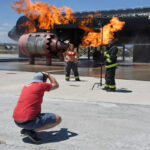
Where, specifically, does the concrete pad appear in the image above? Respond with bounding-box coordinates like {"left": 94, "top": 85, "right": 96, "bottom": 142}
{"left": 0, "top": 70, "right": 150, "bottom": 150}
{"left": 0, "top": 70, "right": 150, "bottom": 105}
{"left": 1, "top": 94, "right": 150, "bottom": 150}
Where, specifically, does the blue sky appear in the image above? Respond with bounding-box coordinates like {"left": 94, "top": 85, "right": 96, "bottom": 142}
{"left": 0, "top": 0, "right": 150, "bottom": 43}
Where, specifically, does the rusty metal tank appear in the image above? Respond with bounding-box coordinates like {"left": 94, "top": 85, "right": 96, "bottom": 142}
{"left": 18, "top": 32, "right": 69, "bottom": 65}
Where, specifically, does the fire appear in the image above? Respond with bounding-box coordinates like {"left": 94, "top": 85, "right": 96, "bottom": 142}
{"left": 12, "top": 0, "right": 76, "bottom": 31}
{"left": 19, "top": 20, "right": 36, "bottom": 33}
{"left": 79, "top": 12, "right": 101, "bottom": 32}
{"left": 81, "top": 17, "right": 125, "bottom": 47}
{"left": 11, "top": 0, "right": 125, "bottom": 47}
{"left": 79, "top": 14, "right": 95, "bottom": 32}
{"left": 80, "top": 14, "right": 94, "bottom": 26}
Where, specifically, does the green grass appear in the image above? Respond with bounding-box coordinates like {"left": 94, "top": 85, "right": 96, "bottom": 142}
{"left": 0, "top": 50, "right": 18, "bottom": 54}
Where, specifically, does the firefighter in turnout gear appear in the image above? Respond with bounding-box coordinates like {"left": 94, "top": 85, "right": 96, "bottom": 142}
{"left": 63, "top": 43, "right": 80, "bottom": 81}
{"left": 103, "top": 39, "right": 118, "bottom": 92}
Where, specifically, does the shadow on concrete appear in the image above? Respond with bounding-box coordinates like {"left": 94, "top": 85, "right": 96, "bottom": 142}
{"left": 116, "top": 88, "right": 132, "bottom": 93}
{"left": 67, "top": 79, "right": 88, "bottom": 82}
{"left": 22, "top": 128, "right": 78, "bottom": 144}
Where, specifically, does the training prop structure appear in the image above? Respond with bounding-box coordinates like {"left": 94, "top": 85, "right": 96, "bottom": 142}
{"left": 18, "top": 33, "right": 69, "bottom": 65}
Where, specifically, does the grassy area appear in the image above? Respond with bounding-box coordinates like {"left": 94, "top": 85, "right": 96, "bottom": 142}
{"left": 0, "top": 50, "right": 18, "bottom": 54}
{"left": 0, "top": 43, "right": 18, "bottom": 54}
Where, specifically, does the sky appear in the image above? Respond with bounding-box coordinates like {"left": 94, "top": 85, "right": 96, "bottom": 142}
{"left": 0, "top": 0, "right": 150, "bottom": 43}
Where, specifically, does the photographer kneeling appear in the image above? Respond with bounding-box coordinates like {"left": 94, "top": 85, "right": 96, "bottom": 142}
{"left": 13, "top": 72, "right": 61, "bottom": 143}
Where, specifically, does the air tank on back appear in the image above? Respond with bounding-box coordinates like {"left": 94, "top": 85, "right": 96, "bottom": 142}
{"left": 18, "top": 32, "right": 69, "bottom": 65}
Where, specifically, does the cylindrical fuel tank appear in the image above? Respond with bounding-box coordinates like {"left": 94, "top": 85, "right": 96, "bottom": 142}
{"left": 18, "top": 33, "right": 69, "bottom": 57}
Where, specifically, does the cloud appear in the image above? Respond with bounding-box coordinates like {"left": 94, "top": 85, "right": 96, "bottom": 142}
{"left": 0, "top": 31, "right": 15, "bottom": 43}
{"left": 0, "top": 23, "right": 12, "bottom": 31}
{"left": 0, "top": 22, "right": 15, "bottom": 42}
{"left": 0, "top": 23, "right": 13, "bottom": 32}
{"left": 0, "top": 32, "right": 7, "bottom": 35}
{"left": 0, "top": 27, "right": 5, "bottom": 30}
{"left": 0, "top": 26, "right": 9, "bottom": 31}
{"left": 2, "top": 23, "right": 11, "bottom": 27}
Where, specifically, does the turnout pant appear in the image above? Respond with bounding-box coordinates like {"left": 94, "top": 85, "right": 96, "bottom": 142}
{"left": 105, "top": 67, "right": 116, "bottom": 89}
{"left": 66, "top": 61, "right": 79, "bottom": 80}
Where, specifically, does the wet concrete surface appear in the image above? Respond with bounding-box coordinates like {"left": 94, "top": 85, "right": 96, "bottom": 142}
{"left": 0, "top": 57, "right": 150, "bottom": 81}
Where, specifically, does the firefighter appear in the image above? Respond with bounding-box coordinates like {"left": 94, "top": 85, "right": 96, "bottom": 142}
{"left": 63, "top": 43, "right": 80, "bottom": 81}
{"left": 103, "top": 39, "right": 118, "bottom": 92}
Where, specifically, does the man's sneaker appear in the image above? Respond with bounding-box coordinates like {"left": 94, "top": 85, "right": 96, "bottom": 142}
{"left": 20, "top": 129, "right": 27, "bottom": 136}
{"left": 26, "top": 130, "right": 41, "bottom": 143}
{"left": 107, "top": 88, "right": 116, "bottom": 92}
{"left": 20, "top": 129, "right": 41, "bottom": 143}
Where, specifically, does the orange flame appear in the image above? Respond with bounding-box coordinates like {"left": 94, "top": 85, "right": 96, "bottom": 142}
{"left": 79, "top": 12, "right": 101, "bottom": 34}
{"left": 19, "top": 21, "right": 36, "bottom": 33}
{"left": 79, "top": 12, "right": 101, "bottom": 28}
{"left": 80, "top": 14, "right": 94, "bottom": 26}
{"left": 81, "top": 17, "right": 125, "bottom": 47}
{"left": 12, "top": 0, "right": 125, "bottom": 47}
{"left": 12, "top": 0, "right": 76, "bottom": 31}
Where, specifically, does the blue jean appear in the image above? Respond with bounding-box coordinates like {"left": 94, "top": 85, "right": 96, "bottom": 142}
{"left": 15, "top": 113, "right": 57, "bottom": 130}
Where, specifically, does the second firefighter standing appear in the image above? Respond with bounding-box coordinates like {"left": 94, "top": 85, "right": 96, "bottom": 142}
{"left": 103, "top": 39, "right": 118, "bottom": 92}
{"left": 63, "top": 43, "right": 80, "bottom": 81}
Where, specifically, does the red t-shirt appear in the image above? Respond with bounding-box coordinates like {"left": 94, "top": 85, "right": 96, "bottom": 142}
{"left": 13, "top": 82, "right": 52, "bottom": 121}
